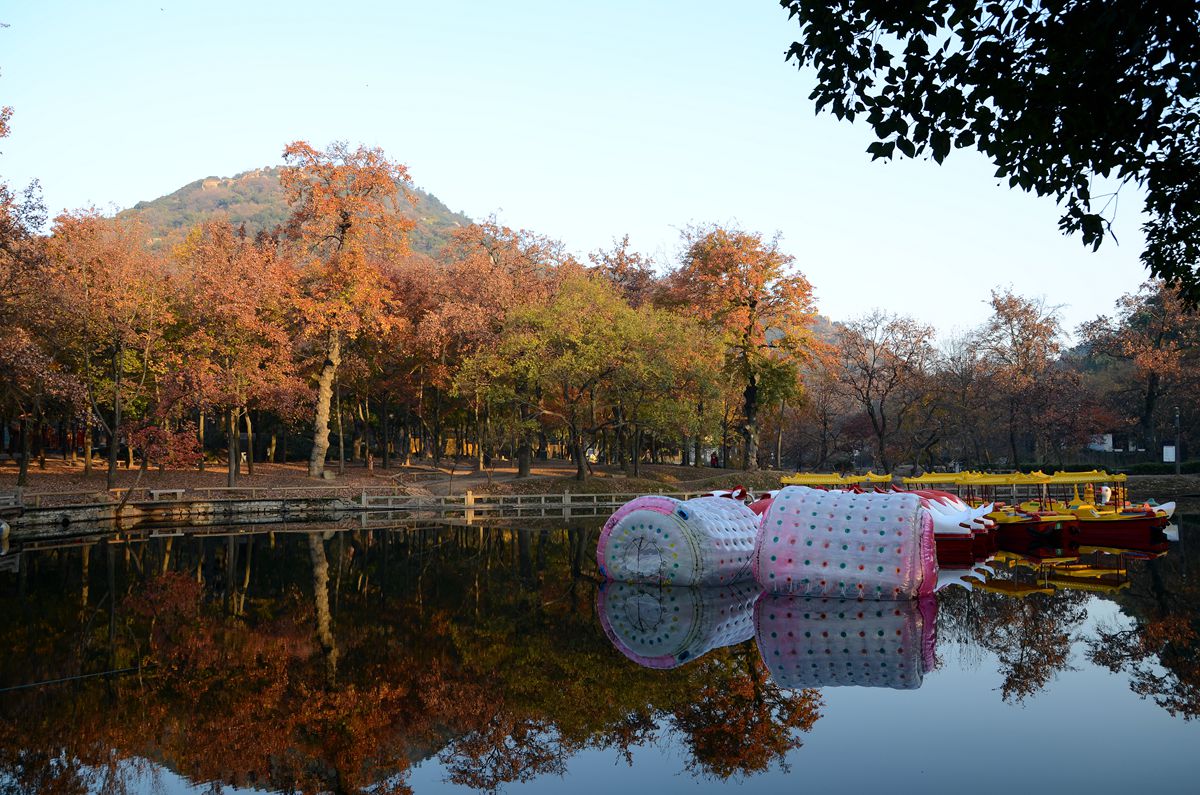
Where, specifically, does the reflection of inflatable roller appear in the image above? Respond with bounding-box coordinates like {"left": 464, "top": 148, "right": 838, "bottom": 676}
{"left": 596, "top": 495, "right": 760, "bottom": 586}
{"left": 755, "top": 594, "right": 937, "bottom": 690}
{"left": 597, "top": 582, "right": 759, "bottom": 669}
{"left": 752, "top": 486, "right": 937, "bottom": 600}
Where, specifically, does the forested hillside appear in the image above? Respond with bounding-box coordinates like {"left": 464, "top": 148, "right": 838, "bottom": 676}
{"left": 120, "top": 166, "right": 471, "bottom": 254}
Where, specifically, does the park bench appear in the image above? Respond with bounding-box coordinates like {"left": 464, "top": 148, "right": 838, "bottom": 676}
{"left": 150, "top": 489, "right": 186, "bottom": 501}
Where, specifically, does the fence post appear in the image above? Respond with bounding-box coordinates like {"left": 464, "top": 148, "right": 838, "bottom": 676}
{"left": 465, "top": 490, "right": 475, "bottom": 524}
{"left": 563, "top": 490, "right": 571, "bottom": 520}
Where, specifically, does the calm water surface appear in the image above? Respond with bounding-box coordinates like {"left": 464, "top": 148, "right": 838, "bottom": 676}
{"left": 1, "top": 517, "right": 1197, "bottom": 794}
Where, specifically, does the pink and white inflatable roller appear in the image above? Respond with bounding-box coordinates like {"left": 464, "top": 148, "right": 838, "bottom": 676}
{"left": 597, "top": 495, "right": 760, "bottom": 586}
{"left": 751, "top": 486, "right": 937, "bottom": 599}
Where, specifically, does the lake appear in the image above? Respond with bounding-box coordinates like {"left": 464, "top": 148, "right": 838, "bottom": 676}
{"left": 0, "top": 517, "right": 1197, "bottom": 794}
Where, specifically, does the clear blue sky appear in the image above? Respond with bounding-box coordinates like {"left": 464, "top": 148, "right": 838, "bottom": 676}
{"left": 2, "top": 0, "right": 1150, "bottom": 337}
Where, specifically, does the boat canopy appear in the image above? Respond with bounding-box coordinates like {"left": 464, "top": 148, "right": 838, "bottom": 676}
{"left": 897, "top": 469, "right": 1127, "bottom": 487}
{"left": 901, "top": 472, "right": 965, "bottom": 485}
{"left": 779, "top": 473, "right": 859, "bottom": 486}
{"left": 783, "top": 469, "right": 1127, "bottom": 488}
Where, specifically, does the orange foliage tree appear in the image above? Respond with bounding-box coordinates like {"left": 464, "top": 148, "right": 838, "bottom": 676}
{"left": 667, "top": 225, "right": 816, "bottom": 469}
{"left": 171, "top": 219, "right": 297, "bottom": 484}
{"left": 1080, "top": 279, "right": 1200, "bottom": 450}
{"left": 280, "top": 141, "right": 415, "bottom": 478}
{"left": 980, "top": 289, "right": 1063, "bottom": 466}
{"left": 45, "top": 212, "right": 175, "bottom": 488}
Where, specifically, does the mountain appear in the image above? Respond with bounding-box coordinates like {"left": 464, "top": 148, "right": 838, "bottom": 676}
{"left": 120, "top": 166, "right": 471, "bottom": 255}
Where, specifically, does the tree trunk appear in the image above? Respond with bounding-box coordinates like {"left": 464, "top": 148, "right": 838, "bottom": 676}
{"left": 517, "top": 399, "right": 532, "bottom": 478}
{"left": 742, "top": 373, "right": 759, "bottom": 470}
{"left": 308, "top": 330, "right": 341, "bottom": 478}
{"left": 616, "top": 410, "right": 628, "bottom": 474}
{"left": 573, "top": 428, "right": 586, "bottom": 481}
{"left": 430, "top": 384, "right": 443, "bottom": 464}
{"left": 335, "top": 377, "right": 345, "bottom": 476}
{"left": 381, "top": 395, "right": 391, "bottom": 470}
{"left": 35, "top": 417, "right": 45, "bottom": 469}
{"left": 1138, "top": 371, "right": 1160, "bottom": 452}
{"left": 362, "top": 396, "right": 374, "bottom": 469}
{"left": 227, "top": 408, "right": 239, "bottom": 487}
{"left": 1008, "top": 399, "right": 1019, "bottom": 469}
{"left": 474, "top": 400, "right": 484, "bottom": 470}
{"left": 107, "top": 345, "right": 123, "bottom": 491}
{"left": 16, "top": 415, "right": 29, "bottom": 487}
{"left": 775, "top": 398, "right": 787, "bottom": 470}
{"left": 244, "top": 409, "right": 254, "bottom": 476}
{"left": 83, "top": 421, "right": 93, "bottom": 477}
{"left": 198, "top": 411, "right": 205, "bottom": 472}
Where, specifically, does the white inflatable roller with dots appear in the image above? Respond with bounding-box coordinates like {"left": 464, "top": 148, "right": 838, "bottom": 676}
{"left": 596, "top": 495, "right": 760, "bottom": 586}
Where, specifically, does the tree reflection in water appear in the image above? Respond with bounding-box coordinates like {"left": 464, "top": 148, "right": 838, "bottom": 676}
{"left": 938, "top": 586, "right": 1088, "bottom": 703}
{"left": 0, "top": 521, "right": 1194, "bottom": 793}
{"left": 1088, "top": 531, "right": 1200, "bottom": 720}
{"left": 0, "top": 522, "right": 816, "bottom": 793}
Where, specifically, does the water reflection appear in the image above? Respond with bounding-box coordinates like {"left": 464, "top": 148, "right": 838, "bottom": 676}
{"left": 597, "top": 582, "right": 757, "bottom": 669}
{"left": 0, "top": 517, "right": 1194, "bottom": 794}
{"left": 756, "top": 596, "right": 937, "bottom": 690}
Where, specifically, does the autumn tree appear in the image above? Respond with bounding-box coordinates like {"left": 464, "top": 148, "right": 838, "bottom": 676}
{"left": 0, "top": 329, "right": 85, "bottom": 486}
{"left": 791, "top": 354, "right": 856, "bottom": 470}
{"left": 589, "top": 235, "right": 658, "bottom": 308}
{"left": 46, "top": 212, "right": 175, "bottom": 488}
{"left": 170, "top": 219, "right": 297, "bottom": 484}
{"left": 1080, "top": 279, "right": 1200, "bottom": 453}
{"left": 0, "top": 104, "right": 80, "bottom": 485}
{"left": 440, "top": 221, "right": 569, "bottom": 475}
{"left": 933, "top": 331, "right": 997, "bottom": 466}
{"left": 668, "top": 225, "right": 816, "bottom": 470}
{"left": 979, "top": 288, "right": 1063, "bottom": 466}
{"left": 0, "top": 106, "right": 45, "bottom": 330}
{"left": 836, "top": 310, "right": 936, "bottom": 472}
{"left": 280, "top": 141, "right": 415, "bottom": 478}
{"left": 483, "top": 274, "right": 633, "bottom": 481}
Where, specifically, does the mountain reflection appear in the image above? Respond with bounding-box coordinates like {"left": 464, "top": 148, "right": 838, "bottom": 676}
{"left": 0, "top": 519, "right": 1194, "bottom": 794}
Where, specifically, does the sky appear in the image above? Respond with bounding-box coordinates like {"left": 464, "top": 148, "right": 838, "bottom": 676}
{"left": 1, "top": 0, "right": 1152, "bottom": 339}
